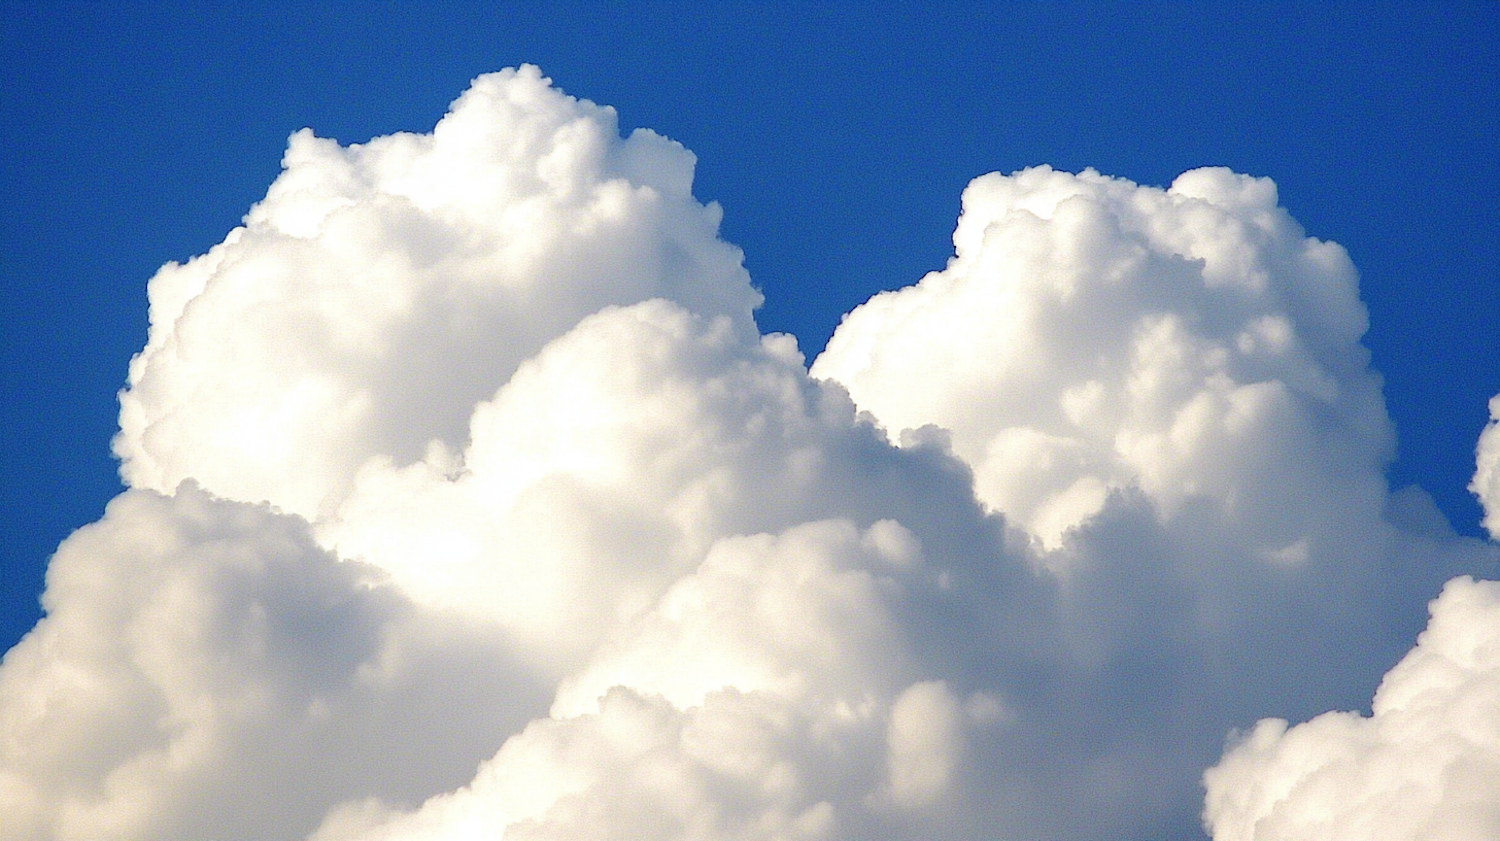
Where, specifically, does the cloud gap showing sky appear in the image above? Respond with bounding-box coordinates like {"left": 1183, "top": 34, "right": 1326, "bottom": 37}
{"left": 2, "top": 65, "right": 1498, "bottom": 841}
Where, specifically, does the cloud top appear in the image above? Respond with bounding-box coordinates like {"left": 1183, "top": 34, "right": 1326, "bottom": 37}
{"left": 814, "top": 165, "right": 1386, "bottom": 553}
{"left": 116, "top": 65, "right": 759, "bottom": 521}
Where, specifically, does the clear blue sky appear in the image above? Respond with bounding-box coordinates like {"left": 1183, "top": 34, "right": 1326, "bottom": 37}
{"left": 2, "top": 1, "right": 1497, "bottom": 652}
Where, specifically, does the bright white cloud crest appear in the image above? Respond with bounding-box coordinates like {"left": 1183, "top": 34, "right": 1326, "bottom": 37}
{"left": 1473, "top": 395, "right": 1500, "bottom": 541}
{"left": 814, "top": 164, "right": 1386, "bottom": 553}
{"left": 116, "top": 65, "right": 758, "bottom": 522}
{"left": 3, "top": 67, "right": 1497, "bottom": 841}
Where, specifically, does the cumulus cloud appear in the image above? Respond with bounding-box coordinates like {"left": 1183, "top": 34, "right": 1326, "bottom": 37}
{"left": 3, "top": 67, "right": 1496, "bottom": 841}
{"left": 309, "top": 521, "right": 1002, "bottom": 841}
{"left": 813, "top": 162, "right": 1491, "bottom": 746}
{"left": 0, "top": 484, "right": 543, "bottom": 841}
{"left": 1199, "top": 394, "right": 1500, "bottom": 841}
{"left": 116, "top": 64, "right": 759, "bottom": 521}
{"left": 1472, "top": 395, "right": 1500, "bottom": 540}
{"left": 319, "top": 297, "right": 1012, "bottom": 672}
{"left": 813, "top": 165, "right": 1387, "bottom": 554}
{"left": 1202, "top": 575, "right": 1500, "bottom": 841}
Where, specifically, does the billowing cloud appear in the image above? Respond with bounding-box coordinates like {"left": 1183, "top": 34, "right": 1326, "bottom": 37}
{"left": 1472, "top": 395, "right": 1500, "bottom": 540}
{"left": 811, "top": 162, "right": 1494, "bottom": 768}
{"left": 1202, "top": 575, "right": 1500, "bottom": 841}
{"left": 1199, "top": 393, "right": 1500, "bottom": 841}
{"left": 2, "top": 67, "right": 1496, "bottom": 841}
{"left": 813, "top": 165, "right": 1387, "bottom": 554}
{"left": 116, "top": 64, "right": 759, "bottom": 522}
{"left": 317, "top": 298, "right": 1005, "bottom": 669}
{"left": 0, "top": 484, "right": 544, "bottom": 841}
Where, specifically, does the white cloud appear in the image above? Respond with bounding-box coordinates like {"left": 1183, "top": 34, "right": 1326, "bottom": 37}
{"left": 116, "top": 65, "right": 759, "bottom": 522}
{"left": 310, "top": 686, "right": 855, "bottom": 841}
{"left": 1472, "top": 394, "right": 1500, "bottom": 540}
{"left": 1199, "top": 396, "right": 1500, "bottom": 841}
{"left": 813, "top": 165, "right": 1388, "bottom": 554}
{"left": 309, "top": 520, "right": 945, "bottom": 841}
{"left": 1202, "top": 575, "right": 1500, "bottom": 841}
{"left": 318, "top": 299, "right": 1000, "bottom": 673}
{"left": 880, "top": 680, "right": 967, "bottom": 813}
{"left": 809, "top": 168, "right": 1495, "bottom": 835}
{"left": 0, "top": 484, "right": 546, "bottom": 841}
{"left": 549, "top": 519, "right": 922, "bottom": 719}
{"left": 3, "top": 68, "right": 1496, "bottom": 841}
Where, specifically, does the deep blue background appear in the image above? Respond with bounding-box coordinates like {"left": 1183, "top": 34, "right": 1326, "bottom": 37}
{"left": 3, "top": 2, "right": 1497, "bottom": 653}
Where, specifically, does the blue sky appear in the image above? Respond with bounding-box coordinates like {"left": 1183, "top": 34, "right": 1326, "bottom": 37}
{"left": 2, "top": 2, "right": 1497, "bottom": 671}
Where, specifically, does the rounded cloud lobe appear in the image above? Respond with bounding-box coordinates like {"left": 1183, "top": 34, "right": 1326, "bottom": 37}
{"left": 813, "top": 164, "right": 1387, "bottom": 554}
{"left": 1198, "top": 397, "right": 1500, "bottom": 841}
{"left": 3, "top": 67, "right": 1496, "bottom": 841}
{"left": 1203, "top": 576, "right": 1500, "bottom": 841}
{"left": 1472, "top": 395, "right": 1500, "bottom": 540}
{"left": 0, "top": 485, "right": 542, "bottom": 841}
{"left": 116, "top": 64, "right": 759, "bottom": 521}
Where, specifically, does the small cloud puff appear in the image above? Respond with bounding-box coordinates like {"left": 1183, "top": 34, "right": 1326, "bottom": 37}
{"left": 1471, "top": 394, "right": 1500, "bottom": 540}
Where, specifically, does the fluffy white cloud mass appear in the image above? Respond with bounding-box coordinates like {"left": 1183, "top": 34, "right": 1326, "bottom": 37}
{"left": 1202, "top": 575, "right": 1500, "bottom": 841}
{"left": 1200, "top": 397, "right": 1500, "bottom": 841}
{"left": 814, "top": 164, "right": 1387, "bottom": 553}
{"left": 0, "top": 484, "right": 542, "bottom": 840}
{"left": 116, "top": 64, "right": 758, "bottom": 521}
{"left": 1472, "top": 395, "right": 1500, "bottom": 540}
{"left": 2, "top": 67, "right": 1496, "bottom": 841}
